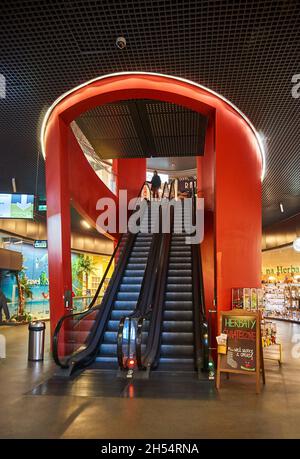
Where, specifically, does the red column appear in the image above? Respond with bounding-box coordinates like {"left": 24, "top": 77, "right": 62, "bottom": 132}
{"left": 114, "top": 158, "right": 146, "bottom": 202}
{"left": 215, "top": 109, "right": 262, "bottom": 312}
{"left": 45, "top": 117, "right": 72, "bottom": 336}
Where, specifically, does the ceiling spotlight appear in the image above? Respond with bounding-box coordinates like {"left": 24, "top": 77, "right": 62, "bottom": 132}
{"left": 279, "top": 203, "right": 284, "bottom": 213}
{"left": 116, "top": 37, "right": 126, "bottom": 49}
{"left": 293, "top": 238, "right": 300, "bottom": 252}
{"left": 81, "top": 220, "right": 91, "bottom": 229}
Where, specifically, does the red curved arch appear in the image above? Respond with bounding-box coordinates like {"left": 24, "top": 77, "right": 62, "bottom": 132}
{"left": 43, "top": 72, "right": 262, "bottom": 341}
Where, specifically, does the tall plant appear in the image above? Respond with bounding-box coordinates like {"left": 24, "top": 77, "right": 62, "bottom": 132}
{"left": 75, "top": 254, "right": 96, "bottom": 295}
{"left": 16, "top": 269, "right": 33, "bottom": 318}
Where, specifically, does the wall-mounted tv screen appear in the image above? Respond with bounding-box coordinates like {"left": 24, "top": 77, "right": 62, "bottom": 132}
{"left": 0, "top": 193, "right": 34, "bottom": 219}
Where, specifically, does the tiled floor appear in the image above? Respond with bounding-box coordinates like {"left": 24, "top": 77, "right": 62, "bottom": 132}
{"left": 0, "top": 321, "right": 300, "bottom": 438}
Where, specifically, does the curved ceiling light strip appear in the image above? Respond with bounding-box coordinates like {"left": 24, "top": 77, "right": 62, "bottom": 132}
{"left": 40, "top": 71, "right": 266, "bottom": 181}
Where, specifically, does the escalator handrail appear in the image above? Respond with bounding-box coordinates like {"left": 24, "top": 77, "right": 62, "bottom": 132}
{"left": 161, "top": 181, "right": 169, "bottom": 199}
{"left": 116, "top": 231, "right": 161, "bottom": 369}
{"left": 117, "top": 205, "right": 163, "bottom": 369}
{"left": 191, "top": 176, "right": 208, "bottom": 371}
{"left": 136, "top": 204, "right": 174, "bottom": 370}
{"left": 118, "top": 181, "right": 176, "bottom": 371}
{"left": 191, "top": 178, "right": 206, "bottom": 320}
{"left": 52, "top": 234, "right": 124, "bottom": 367}
{"left": 134, "top": 183, "right": 176, "bottom": 370}
{"left": 52, "top": 232, "right": 135, "bottom": 369}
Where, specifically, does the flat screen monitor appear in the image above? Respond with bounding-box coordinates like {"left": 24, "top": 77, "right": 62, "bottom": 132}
{"left": 0, "top": 193, "right": 34, "bottom": 219}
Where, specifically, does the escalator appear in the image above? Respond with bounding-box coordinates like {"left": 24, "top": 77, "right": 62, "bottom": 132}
{"left": 52, "top": 182, "right": 160, "bottom": 375}
{"left": 159, "top": 231, "right": 194, "bottom": 370}
{"left": 118, "top": 187, "right": 210, "bottom": 379}
{"left": 96, "top": 232, "right": 153, "bottom": 368}
{"left": 53, "top": 179, "right": 210, "bottom": 380}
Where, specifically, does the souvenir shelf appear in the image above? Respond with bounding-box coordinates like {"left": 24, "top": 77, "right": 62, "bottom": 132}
{"left": 263, "top": 283, "right": 300, "bottom": 323}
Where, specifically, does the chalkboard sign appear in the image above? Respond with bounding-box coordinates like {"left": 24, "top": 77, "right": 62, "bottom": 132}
{"left": 216, "top": 310, "right": 265, "bottom": 393}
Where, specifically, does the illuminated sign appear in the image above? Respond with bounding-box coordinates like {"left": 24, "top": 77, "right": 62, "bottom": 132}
{"left": 34, "top": 240, "right": 48, "bottom": 249}
{"left": 0, "top": 194, "right": 34, "bottom": 219}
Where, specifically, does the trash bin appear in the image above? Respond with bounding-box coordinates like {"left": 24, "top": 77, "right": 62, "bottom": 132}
{"left": 28, "top": 321, "right": 45, "bottom": 361}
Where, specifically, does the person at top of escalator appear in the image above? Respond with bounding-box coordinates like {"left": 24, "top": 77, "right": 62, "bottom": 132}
{"left": 150, "top": 170, "right": 161, "bottom": 200}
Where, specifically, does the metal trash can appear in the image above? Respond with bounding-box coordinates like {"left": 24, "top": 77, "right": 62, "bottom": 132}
{"left": 28, "top": 321, "right": 45, "bottom": 361}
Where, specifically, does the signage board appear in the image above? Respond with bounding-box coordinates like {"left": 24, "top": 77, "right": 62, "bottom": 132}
{"left": 34, "top": 240, "right": 48, "bottom": 249}
{"left": 216, "top": 310, "right": 265, "bottom": 393}
{"left": 0, "top": 193, "right": 34, "bottom": 219}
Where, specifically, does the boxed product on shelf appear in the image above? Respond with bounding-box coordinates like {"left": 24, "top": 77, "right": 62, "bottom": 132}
{"left": 232, "top": 287, "right": 264, "bottom": 311}
{"left": 261, "top": 320, "right": 277, "bottom": 347}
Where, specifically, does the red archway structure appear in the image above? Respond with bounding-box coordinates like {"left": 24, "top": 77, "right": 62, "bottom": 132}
{"left": 42, "top": 72, "right": 264, "bottom": 339}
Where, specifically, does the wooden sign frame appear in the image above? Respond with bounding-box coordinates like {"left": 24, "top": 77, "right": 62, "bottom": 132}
{"left": 216, "top": 310, "right": 265, "bottom": 393}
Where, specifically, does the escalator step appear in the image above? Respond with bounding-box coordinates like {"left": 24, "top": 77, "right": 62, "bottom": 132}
{"left": 126, "top": 263, "right": 147, "bottom": 269}
{"left": 116, "top": 292, "right": 140, "bottom": 300}
{"left": 113, "top": 300, "right": 137, "bottom": 309}
{"left": 169, "top": 257, "right": 191, "bottom": 263}
{"left": 164, "top": 310, "right": 193, "bottom": 321}
{"left": 132, "top": 248, "right": 150, "bottom": 253}
{"left": 170, "top": 244, "right": 191, "bottom": 250}
{"left": 107, "top": 320, "right": 120, "bottom": 331}
{"left": 122, "top": 277, "right": 143, "bottom": 284}
{"left": 129, "top": 255, "right": 148, "bottom": 260}
{"left": 170, "top": 248, "right": 191, "bottom": 254}
{"left": 169, "top": 263, "right": 191, "bottom": 269}
{"left": 167, "top": 276, "right": 191, "bottom": 283}
{"left": 124, "top": 269, "right": 145, "bottom": 276}
{"left": 119, "top": 284, "right": 142, "bottom": 292}
{"left": 160, "top": 344, "right": 194, "bottom": 357}
{"left": 166, "top": 284, "right": 192, "bottom": 292}
{"left": 165, "top": 292, "right": 192, "bottom": 300}
{"left": 164, "top": 300, "right": 193, "bottom": 310}
{"left": 168, "top": 269, "right": 192, "bottom": 276}
{"left": 103, "top": 331, "right": 118, "bottom": 344}
{"left": 99, "top": 343, "right": 117, "bottom": 356}
{"left": 111, "top": 309, "right": 135, "bottom": 319}
{"left": 162, "top": 332, "right": 193, "bottom": 345}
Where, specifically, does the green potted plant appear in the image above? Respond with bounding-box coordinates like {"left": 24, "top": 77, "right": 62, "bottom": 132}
{"left": 14, "top": 269, "right": 33, "bottom": 322}
{"left": 75, "top": 254, "right": 96, "bottom": 295}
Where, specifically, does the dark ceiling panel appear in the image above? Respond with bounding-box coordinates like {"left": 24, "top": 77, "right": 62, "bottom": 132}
{"left": 1, "top": 1, "right": 300, "bottom": 225}
{"left": 77, "top": 99, "right": 207, "bottom": 159}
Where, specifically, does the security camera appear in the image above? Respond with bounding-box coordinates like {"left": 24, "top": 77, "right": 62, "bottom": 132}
{"left": 116, "top": 37, "right": 126, "bottom": 49}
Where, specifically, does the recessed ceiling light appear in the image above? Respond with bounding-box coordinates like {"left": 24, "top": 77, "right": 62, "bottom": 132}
{"left": 116, "top": 37, "right": 126, "bottom": 49}
{"left": 81, "top": 220, "right": 91, "bottom": 229}
{"left": 293, "top": 238, "right": 300, "bottom": 252}
{"left": 279, "top": 203, "right": 284, "bottom": 213}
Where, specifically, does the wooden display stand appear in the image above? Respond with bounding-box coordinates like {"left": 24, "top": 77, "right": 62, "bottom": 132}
{"left": 216, "top": 310, "right": 265, "bottom": 394}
